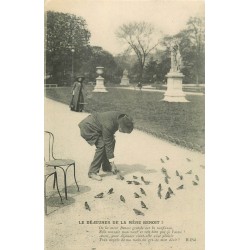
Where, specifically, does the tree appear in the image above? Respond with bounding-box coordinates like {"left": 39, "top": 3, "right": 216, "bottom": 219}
{"left": 116, "top": 21, "right": 160, "bottom": 82}
{"left": 162, "top": 16, "right": 205, "bottom": 85}
{"left": 84, "top": 46, "right": 119, "bottom": 84}
{"left": 45, "top": 11, "right": 91, "bottom": 85}
{"left": 186, "top": 17, "right": 205, "bottom": 85}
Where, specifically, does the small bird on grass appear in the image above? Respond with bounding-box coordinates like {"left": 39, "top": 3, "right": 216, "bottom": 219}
{"left": 120, "top": 195, "right": 125, "bottom": 203}
{"left": 165, "top": 155, "right": 170, "bottom": 160}
{"left": 141, "top": 201, "right": 148, "bottom": 209}
{"left": 177, "top": 185, "right": 184, "bottom": 190}
{"left": 168, "top": 187, "right": 174, "bottom": 195}
{"left": 127, "top": 181, "right": 133, "bottom": 184}
{"left": 133, "top": 175, "right": 138, "bottom": 179}
{"left": 176, "top": 170, "right": 180, "bottom": 176}
{"left": 195, "top": 175, "right": 199, "bottom": 181}
{"left": 95, "top": 192, "right": 104, "bottom": 198}
{"left": 134, "top": 192, "right": 141, "bottom": 198}
{"left": 186, "top": 158, "right": 191, "bottom": 162}
{"left": 193, "top": 181, "right": 198, "bottom": 186}
{"left": 141, "top": 176, "right": 150, "bottom": 185}
{"left": 160, "top": 158, "right": 165, "bottom": 163}
{"left": 133, "top": 208, "right": 145, "bottom": 216}
{"left": 186, "top": 170, "right": 192, "bottom": 174}
{"left": 140, "top": 188, "right": 146, "bottom": 196}
{"left": 85, "top": 202, "right": 91, "bottom": 211}
{"left": 107, "top": 188, "right": 114, "bottom": 195}
{"left": 133, "top": 181, "right": 140, "bottom": 185}
{"left": 165, "top": 191, "right": 171, "bottom": 200}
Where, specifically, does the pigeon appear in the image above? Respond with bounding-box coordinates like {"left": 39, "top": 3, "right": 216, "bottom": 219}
{"left": 168, "top": 187, "right": 174, "bottom": 195}
{"left": 193, "top": 181, "right": 198, "bottom": 186}
{"left": 158, "top": 183, "right": 162, "bottom": 191}
{"left": 120, "top": 195, "right": 126, "bottom": 203}
{"left": 177, "top": 185, "right": 184, "bottom": 190}
{"left": 107, "top": 188, "right": 114, "bottom": 194}
{"left": 126, "top": 181, "right": 133, "bottom": 184}
{"left": 117, "top": 173, "right": 125, "bottom": 180}
{"left": 85, "top": 202, "right": 91, "bottom": 211}
{"left": 95, "top": 192, "right": 104, "bottom": 198}
{"left": 161, "top": 167, "right": 167, "bottom": 174}
{"left": 160, "top": 158, "right": 165, "bottom": 163}
{"left": 165, "top": 171, "right": 171, "bottom": 179}
{"left": 140, "top": 188, "right": 146, "bottom": 196}
{"left": 133, "top": 209, "right": 145, "bottom": 216}
{"left": 157, "top": 190, "right": 162, "bottom": 199}
{"left": 134, "top": 192, "right": 141, "bottom": 198}
{"left": 165, "top": 191, "right": 171, "bottom": 200}
{"left": 133, "top": 175, "right": 138, "bottom": 179}
{"left": 186, "top": 170, "right": 192, "bottom": 174}
{"left": 141, "top": 201, "right": 148, "bottom": 209}
{"left": 141, "top": 176, "right": 150, "bottom": 185}
{"left": 164, "top": 176, "right": 169, "bottom": 184}
{"left": 133, "top": 181, "right": 140, "bottom": 185}
{"left": 186, "top": 158, "right": 191, "bottom": 162}
{"left": 195, "top": 175, "right": 199, "bottom": 181}
{"left": 179, "top": 175, "right": 183, "bottom": 180}
{"left": 176, "top": 170, "right": 180, "bottom": 176}
{"left": 165, "top": 155, "right": 170, "bottom": 160}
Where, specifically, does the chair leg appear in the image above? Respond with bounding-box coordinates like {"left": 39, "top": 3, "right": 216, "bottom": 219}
{"left": 63, "top": 170, "right": 68, "bottom": 200}
{"left": 53, "top": 168, "right": 56, "bottom": 189}
{"left": 44, "top": 179, "right": 47, "bottom": 215}
{"left": 73, "top": 163, "right": 80, "bottom": 192}
{"left": 54, "top": 172, "right": 63, "bottom": 203}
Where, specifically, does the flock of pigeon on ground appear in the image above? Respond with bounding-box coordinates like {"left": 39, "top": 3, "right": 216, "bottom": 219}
{"left": 84, "top": 156, "right": 203, "bottom": 216}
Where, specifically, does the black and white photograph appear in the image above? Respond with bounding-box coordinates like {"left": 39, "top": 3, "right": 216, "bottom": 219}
{"left": 44, "top": 0, "right": 205, "bottom": 249}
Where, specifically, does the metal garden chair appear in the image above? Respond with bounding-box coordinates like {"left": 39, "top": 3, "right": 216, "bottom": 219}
{"left": 44, "top": 166, "right": 63, "bottom": 215}
{"left": 44, "top": 131, "right": 79, "bottom": 200}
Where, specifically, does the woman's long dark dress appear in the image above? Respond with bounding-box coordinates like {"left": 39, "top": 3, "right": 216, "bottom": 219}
{"left": 70, "top": 81, "right": 85, "bottom": 112}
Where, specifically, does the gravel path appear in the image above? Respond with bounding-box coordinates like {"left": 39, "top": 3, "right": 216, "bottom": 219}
{"left": 44, "top": 98, "right": 205, "bottom": 250}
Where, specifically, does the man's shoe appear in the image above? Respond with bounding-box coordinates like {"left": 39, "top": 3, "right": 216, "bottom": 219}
{"left": 88, "top": 173, "right": 102, "bottom": 181}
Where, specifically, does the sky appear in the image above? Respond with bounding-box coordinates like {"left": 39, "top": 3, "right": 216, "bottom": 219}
{"left": 45, "top": 0, "right": 204, "bottom": 55}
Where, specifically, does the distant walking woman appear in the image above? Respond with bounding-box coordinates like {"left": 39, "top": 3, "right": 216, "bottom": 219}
{"left": 70, "top": 76, "right": 85, "bottom": 112}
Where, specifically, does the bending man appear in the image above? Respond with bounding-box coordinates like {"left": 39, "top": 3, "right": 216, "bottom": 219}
{"left": 78, "top": 111, "right": 134, "bottom": 181}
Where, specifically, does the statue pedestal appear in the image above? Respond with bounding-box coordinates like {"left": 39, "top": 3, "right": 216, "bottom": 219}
{"left": 93, "top": 76, "right": 108, "bottom": 92}
{"left": 120, "top": 77, "right": 129, "bottom": 85}
{"left": 162, "top": 72, "right": 189, "bottom": 102}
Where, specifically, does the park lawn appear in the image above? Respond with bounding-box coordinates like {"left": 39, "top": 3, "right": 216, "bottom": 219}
{"left": 45, "top": 87, "right": 205, "bottom": 152}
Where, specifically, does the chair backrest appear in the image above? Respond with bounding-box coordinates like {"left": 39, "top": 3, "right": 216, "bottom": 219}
{"left": 44, "top": 131, "right": 55, "bottom": 162}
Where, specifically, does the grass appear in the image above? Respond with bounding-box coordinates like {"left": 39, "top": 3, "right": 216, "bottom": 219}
{"left": 45, "top": 87, "right": 205, "bottom": 152}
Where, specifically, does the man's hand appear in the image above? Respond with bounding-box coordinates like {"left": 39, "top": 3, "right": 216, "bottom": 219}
{"left": 110, "top": 162, "right": 118, "bottom": 175}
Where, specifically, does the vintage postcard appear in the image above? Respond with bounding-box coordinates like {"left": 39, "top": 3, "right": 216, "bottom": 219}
{"left": 44, "top": 0, "right": 205, "bottom": 249}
